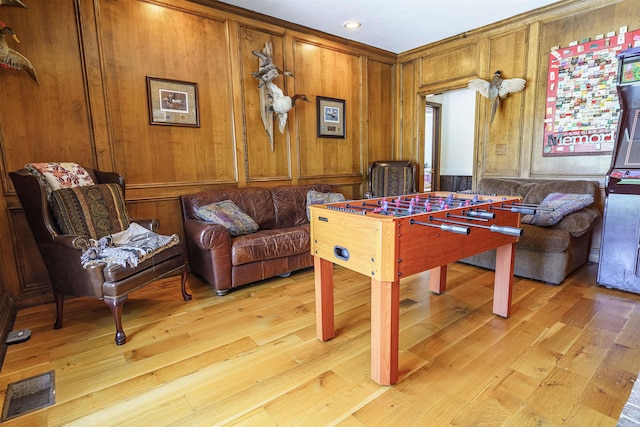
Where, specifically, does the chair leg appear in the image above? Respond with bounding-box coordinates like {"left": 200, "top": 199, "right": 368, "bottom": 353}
{"left": 104, "top": 296, "right": 127, "bottom": 345}
{"left": 181, "top": 267, "right": 192, "bottom": 301}
{"left": 53, "top": 294, "right": 64, "bottom": 330}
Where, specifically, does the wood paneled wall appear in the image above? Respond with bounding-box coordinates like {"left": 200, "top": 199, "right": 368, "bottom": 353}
{"left": 397, "top": 0, "right": 635, "bottom": 187}
{"left": 0, "top": 0, "right": 395, "bottom": 307}
{"left": 0, "top": 0, "right": 633, "bottom": 310}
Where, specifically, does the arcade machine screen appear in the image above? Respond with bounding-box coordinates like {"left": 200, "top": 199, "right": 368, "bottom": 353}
{"left": 621, "top": 56, "right": 640, "bottom": 84}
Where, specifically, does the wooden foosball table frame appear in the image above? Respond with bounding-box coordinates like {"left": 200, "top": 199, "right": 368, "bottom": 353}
{"left": 309, "top": 192, "right": 523, "bottom": 385}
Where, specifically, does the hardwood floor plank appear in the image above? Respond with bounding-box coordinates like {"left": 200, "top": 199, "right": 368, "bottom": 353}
{"left": 0, "top": 263, "right": 638, "bottom": 426}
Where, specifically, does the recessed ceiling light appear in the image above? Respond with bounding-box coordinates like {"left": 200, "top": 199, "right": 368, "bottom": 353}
{"left": 343, "top": 21, "right": 362, "bottom": 30}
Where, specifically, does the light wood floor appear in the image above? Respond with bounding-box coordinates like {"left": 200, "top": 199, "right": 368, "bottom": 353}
{"left": 1, "top": 261, "right": 639, "bottom": 426}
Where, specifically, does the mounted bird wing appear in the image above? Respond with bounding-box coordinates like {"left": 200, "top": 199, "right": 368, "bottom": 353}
{"left": 0, "top": 26, "right": 38, "bottom": 85}
{"left": 468, "top": 72, "right": 526, "bottom": 125}
{"left": 498, "top": 78, "right": 526, "bottom": 99}
{"left": 0, "top": 0, "right": 27, "bottom": 7}
{"left": 2, "top": 47, "right": 37, "bottom": 84}
{"left": 467, "top": 78, "right": 491, "bottom": 99}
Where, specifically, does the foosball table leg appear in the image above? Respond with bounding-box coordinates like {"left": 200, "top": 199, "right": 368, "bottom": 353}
{"left": 371, "top": 278, "right": 400, "bottom": 386}
{"left": 428, "top": 265, "right": 447, "bottom": 294}
{"left": 314, "top": 256, "right": 335, "bottom": 341}
{"left": 493, "top": 243, "right": 516, "bottom": 318}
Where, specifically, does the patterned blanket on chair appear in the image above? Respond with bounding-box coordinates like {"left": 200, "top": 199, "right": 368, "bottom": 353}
{"left": 81, "top": 223, "right": 179, "bottom": 268}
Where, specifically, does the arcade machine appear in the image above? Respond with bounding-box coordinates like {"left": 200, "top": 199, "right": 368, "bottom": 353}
{"left": 598, "top": 46, "right": 640, "bottom": 292}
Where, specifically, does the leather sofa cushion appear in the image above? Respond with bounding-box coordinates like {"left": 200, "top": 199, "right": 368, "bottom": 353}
{"left": 272, "top": 184, "right": 332, "bottom": 228}
{"left": 231, "top": 226, "right": 310, "bottom": 266}
{"left": 101, "top": 242, "right": 184, "bottom": 283}
{"left": 183, "top": 187, "right": 276, "bottom": 230}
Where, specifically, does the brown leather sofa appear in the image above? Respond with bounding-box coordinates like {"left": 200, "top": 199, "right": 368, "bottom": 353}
{"left": 180, "top": 184, "right": 332, "bottom": 295}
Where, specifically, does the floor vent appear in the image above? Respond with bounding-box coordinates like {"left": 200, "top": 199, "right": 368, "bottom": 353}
{"left": 2, "top": 371, "right": 55, "bottom": 421}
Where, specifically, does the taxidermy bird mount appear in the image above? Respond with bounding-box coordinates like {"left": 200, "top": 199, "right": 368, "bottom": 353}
{"left": 253, "top": 42, "right": 307, "bottom": 151}
{"left": 468, "top": 71, "right": 525, "bottom": 125}
{"left": 266, "top": 81, "right": 309, "bottom": 134}
{"left": 0, "top": 23, "right": 38, "bottom": 85}
{"left": 252, "top": 49, "right": 293, "bottom": 88}
{"left": 0, "top": 0, "right": 27, "bottom": 7}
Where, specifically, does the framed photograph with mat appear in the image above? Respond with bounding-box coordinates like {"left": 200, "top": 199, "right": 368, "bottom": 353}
{"left": 146, "top": 77, "right": 200, "bottom": 127}
{"left": 317, "top": 96, "right": 345, "bottom": 138}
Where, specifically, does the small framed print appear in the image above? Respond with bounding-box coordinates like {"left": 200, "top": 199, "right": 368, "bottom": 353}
{"left": 146, "top": 76, "right": 199, "bottom": 127}
{"left": 317, "top": 96, "right": 345, "bottom": 138}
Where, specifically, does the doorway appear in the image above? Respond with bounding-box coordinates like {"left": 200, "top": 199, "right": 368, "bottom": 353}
{"left": 425, "top": 101, "right": 441, "bottom": 191}
{"left": 424, "top": 89, "right": 476, "bottom": 192}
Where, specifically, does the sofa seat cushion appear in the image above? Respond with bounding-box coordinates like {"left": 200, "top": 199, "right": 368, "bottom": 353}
{"left": 231, "top": 226, "right": 310, "bottom": 266}
{"left": 518, "top": 224, "right": 570, "bottom": 253}
{"left": 100, "top": 242, "right": 184, "bottom": 283}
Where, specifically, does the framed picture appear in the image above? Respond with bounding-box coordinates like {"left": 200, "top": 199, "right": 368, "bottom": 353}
{"left": 146, "top": 76, "right": 199, "bottom": 127}
{"left": 317, "top": 96, "right": 345, "bottom": 138}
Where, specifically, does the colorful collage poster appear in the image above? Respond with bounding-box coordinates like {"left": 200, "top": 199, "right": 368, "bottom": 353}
{"left": 543, "top": 28, "right": 640, "bottom": 156}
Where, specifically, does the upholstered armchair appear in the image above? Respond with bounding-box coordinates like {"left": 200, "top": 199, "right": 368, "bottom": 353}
{"left": 365, "top": 160, "right": 418, "bottom": 198}
{"left": 9, "top": 165, "right": 190, "bottom": 345}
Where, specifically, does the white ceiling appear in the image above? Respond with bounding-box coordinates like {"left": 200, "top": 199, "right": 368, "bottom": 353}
{"left": 216, "top": 0, "right": 563, "bottom": 53}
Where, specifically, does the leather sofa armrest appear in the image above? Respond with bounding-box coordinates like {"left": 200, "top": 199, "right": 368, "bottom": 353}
{"left": 183, "top": 219, "right": 231, "bottom": 250}
{"left": 550, "top": 206, "right": 600, "bottom": 237}
{"left": 53, "top": 234, "right": 89, "bottom": 251}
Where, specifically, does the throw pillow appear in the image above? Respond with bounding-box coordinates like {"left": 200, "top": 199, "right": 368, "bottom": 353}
{"left": 25, "top": 162, "right": 95, "bottom": 196}
{"left": 306, "top": 190, "right": 346, "bottom": 220}
{"left": 51, "top": 183, "right": 131, "bottom": 239}
{"left": 521, "top": 192, "right": 594, "bottom": 226}
{"left": 195, "top": 200, "right": 259, "bottom": 236}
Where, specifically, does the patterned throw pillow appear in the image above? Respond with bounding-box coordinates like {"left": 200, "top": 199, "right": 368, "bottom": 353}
{"left": 51, "top": 183, "right": 131, "bottom": 239}
{"left": 521, "top": 192, "right": 593, "bottom": 226}
{"left": 26, "top": 162, "right": 95, "bottom": 195}
{"left": 195, "top": 200, "right": 259, "bottom": 236}
{"left": 306, "top": 190, "right": 346, "bottom": 220}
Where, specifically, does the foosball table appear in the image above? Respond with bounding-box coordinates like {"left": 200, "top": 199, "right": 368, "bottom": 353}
{"left": 309, "top": 191, "right": 529, "bottom": 385}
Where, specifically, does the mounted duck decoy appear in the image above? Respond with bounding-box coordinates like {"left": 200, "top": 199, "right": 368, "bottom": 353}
{"left": 266, "top": 81, "right": 309, "bottom": 134}
{"left": 0, "top": 25, "right": 38, "bottom": 85}
{"left": 0, "top": 0, "right": 27, "bottom": 7}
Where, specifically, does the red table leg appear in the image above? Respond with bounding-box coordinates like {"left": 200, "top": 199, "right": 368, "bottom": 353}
{"left": 315, "top": 256, "right": 335, "bottom": 341}
{"left": 493, "top": 243, "right": 515, "bottom": 318}
{"left": 370, "top": 278, "right": 400, "bottom": 385}
{"left": 428, "top": 265, "right": 447, "bottom": 294}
